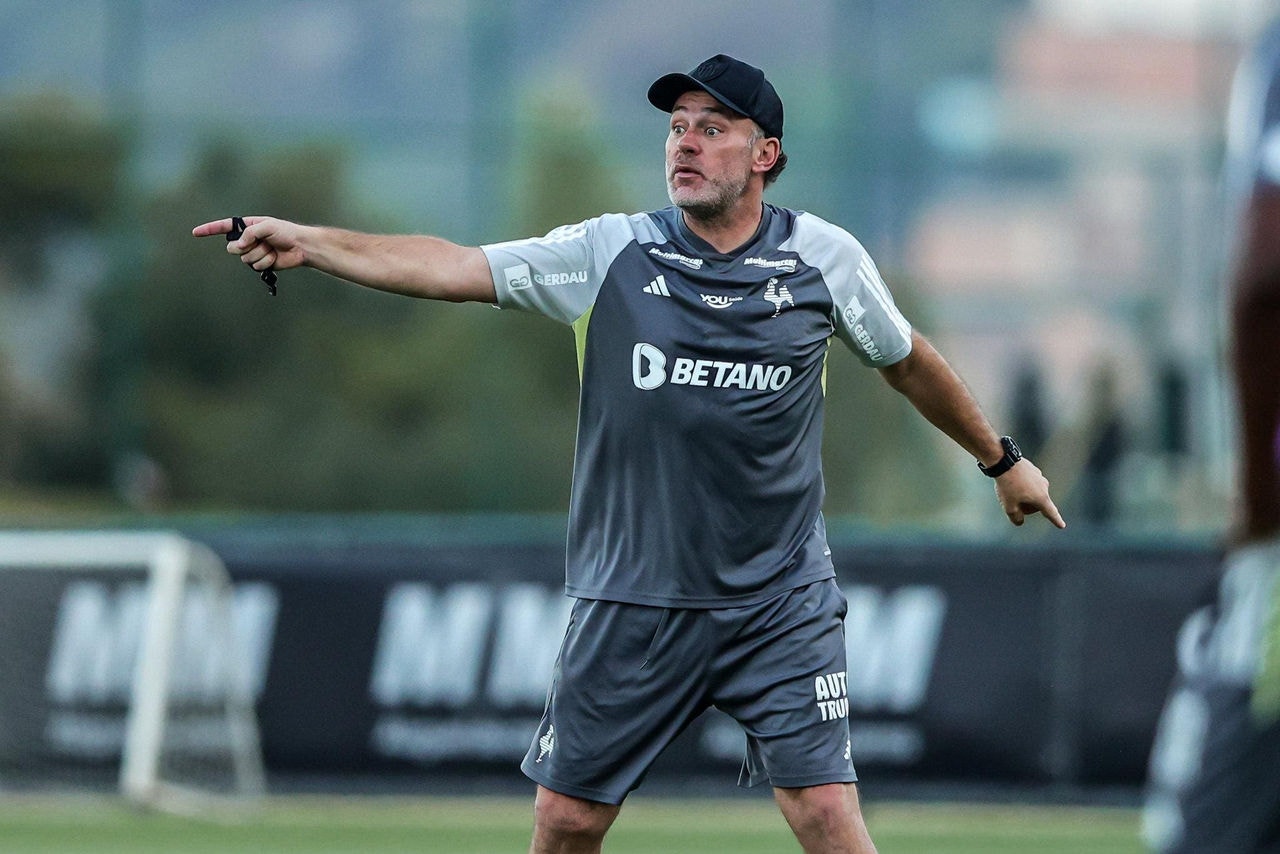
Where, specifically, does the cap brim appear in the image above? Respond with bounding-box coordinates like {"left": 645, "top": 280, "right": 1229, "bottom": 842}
{"left": 647, "top": 72, "right": 750, "bottom": 119}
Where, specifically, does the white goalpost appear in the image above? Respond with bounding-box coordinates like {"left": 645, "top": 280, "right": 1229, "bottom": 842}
{"left": 0, "top": 530, "right": 267, "bottom": 814}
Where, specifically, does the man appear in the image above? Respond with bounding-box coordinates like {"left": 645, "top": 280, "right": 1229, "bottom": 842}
{"left": 1143, "top": 20, "right": 1280, "bottom": 854}
{"left": 196, "top": 55, "right": 1064, "bottom": 854}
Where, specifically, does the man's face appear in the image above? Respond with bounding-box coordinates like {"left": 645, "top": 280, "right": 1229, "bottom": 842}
{"left": 666, "top": 90, "right": 759, "bottom": 219}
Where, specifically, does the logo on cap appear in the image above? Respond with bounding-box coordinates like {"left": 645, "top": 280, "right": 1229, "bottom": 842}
{"left": 691, "top": 57, "right": 727, "bottom": 80}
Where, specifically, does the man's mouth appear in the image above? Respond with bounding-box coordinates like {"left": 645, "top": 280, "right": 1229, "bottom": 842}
{"left": 671, "top": 163, "right": 703, "bottom": 181}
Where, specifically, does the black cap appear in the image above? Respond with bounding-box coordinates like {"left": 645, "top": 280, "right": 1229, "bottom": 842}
{"left": 647, "top": 54, "right": 784, "bottom": 140}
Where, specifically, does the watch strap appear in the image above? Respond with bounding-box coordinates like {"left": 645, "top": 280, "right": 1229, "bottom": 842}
{"left": 977, "top": 436, "right": 1022, "bottom": 478}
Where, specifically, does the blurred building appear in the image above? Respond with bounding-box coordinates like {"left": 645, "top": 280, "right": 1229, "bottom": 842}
{"left": 904, "top": 1, "right": 1264, "bottom": 531}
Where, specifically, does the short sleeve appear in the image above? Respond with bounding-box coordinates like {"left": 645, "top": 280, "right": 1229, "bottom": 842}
{"left": 482, "top": 219, "right": 603, "bottom": 325}
{"left": 784, "top": 213, "right": 913, "bottom": 367}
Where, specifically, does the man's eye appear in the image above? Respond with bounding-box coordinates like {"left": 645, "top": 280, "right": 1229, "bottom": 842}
{"left": 706, "top": 127, "right": 720, "bottom": 137}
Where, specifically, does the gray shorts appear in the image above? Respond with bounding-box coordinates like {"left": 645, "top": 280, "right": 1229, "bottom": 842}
{"left": 1147, "top": 681, "right": 1280, "bottom": 853}
{"left": 521, "top": 579, "right": 857, "bottom": 805}
{"left": 1144, "top": 542, "right": 1280, "bottom": 853}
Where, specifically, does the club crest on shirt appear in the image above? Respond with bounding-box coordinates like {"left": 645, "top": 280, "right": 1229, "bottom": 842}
{"left": 763, "top": 277, "right": 794, "bottom": 317}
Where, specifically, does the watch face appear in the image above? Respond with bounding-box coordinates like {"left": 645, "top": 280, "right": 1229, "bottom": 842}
{"left": 1005, "top": 437, "right": 1022, "bottom": 461}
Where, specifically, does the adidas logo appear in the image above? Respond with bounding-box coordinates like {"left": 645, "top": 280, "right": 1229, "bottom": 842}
{"left": 643, "top": 275, "right": 672, "bottom": 297}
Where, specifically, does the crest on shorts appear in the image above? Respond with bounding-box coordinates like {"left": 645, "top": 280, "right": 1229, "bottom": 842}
{"left": 536, "top": 724, "right": 555, "bottom": 763}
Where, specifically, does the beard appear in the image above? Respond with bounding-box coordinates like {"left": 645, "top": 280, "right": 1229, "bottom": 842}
{"left": 667, "top": 167, "right": 751, "bottom": 222}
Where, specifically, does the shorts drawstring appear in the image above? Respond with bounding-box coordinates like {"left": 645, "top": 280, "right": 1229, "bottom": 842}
{"left": 641, "top": 608, "right": 671, "bottom": 669}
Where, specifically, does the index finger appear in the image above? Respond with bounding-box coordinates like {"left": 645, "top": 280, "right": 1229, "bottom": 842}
{"left": 192, "top": 218, "right": 235, "bottom": 238}
{"left": 1039, "top": 497, "right": 1067, "bottom": 529}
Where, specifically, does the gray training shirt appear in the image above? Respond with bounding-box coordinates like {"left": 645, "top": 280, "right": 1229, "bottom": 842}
{"left": 482, "top": 204, "right": 913, "bottom": 608}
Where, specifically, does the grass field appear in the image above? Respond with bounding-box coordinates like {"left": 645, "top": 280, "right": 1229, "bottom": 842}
{"left": 0, "top": 795, "right": 1146, "bottom": 853}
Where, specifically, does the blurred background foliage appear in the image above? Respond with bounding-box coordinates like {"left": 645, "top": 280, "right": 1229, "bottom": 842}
{"left": 0, "top": 85, "right": 946, "bottom": 521}
{"left": 111, "top": 128, "right": 586, "bottom": 513}
{"left": 0, "top": 0, "right": 1259, "bottom": 533}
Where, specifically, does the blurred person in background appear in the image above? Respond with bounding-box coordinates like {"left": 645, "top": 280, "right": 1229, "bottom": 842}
{"left": 1143, "top": 16, "right": 1280, "bottom": 853}
{"left": 195, "top": 55, "right": 1064, "bottom": 854}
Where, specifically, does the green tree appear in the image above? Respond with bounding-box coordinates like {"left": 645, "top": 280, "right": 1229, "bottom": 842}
{"left": 510, "top": 82, "right": 634, "bottom": 238}
{"left": 820, "top": 281, "right": 960, "bottom": 525}
{"left": 105, "top": 137, "right": 588, "bottom": 512}
{"left": 0, "top": 94, "right": 125, "bottom": 275}
{"left": 0, "top": 94, "right": 126, "bottom": 495}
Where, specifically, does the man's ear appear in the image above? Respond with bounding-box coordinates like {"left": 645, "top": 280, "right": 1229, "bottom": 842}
{"left": 753, "top": 137, "right": 781, "bottom": 175}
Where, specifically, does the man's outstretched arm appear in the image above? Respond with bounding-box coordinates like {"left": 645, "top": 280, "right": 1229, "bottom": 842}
{"left": 192, "top": 216, "right": 497, "bottom": 304}
{"left": 878, "top": 331, "right": 1066, "bottom": 529}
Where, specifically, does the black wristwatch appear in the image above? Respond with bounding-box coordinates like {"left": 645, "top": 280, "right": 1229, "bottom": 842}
{"left": 977, "top": 436, "right": 1022, "bottom": 478}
